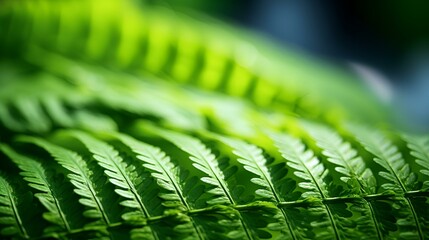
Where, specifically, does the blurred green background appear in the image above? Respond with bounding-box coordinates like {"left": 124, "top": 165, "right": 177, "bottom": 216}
{"left": 155, "top": 0, "right": 429, "bottom": 131}
{"left": 1, "top": 0, "right": 427, "bottom": 132}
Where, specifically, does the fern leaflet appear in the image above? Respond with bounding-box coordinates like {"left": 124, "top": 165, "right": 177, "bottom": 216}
{"left": 215, "top": 135, "right": 297, "bottom": 239}
{"left": 303, "top": 123, "right": 377, "bottom": 194}
{"left": 270, "top": 133, "right": 344, "bottom": 239}
{"left": 114, "top": 133, "right": 187, "bottom": 209}
{"left": 0, "top": 174, "right": 28, "bottom": 239}
{"left": 348, "top": 125, "right": 416, "bottom": 192}
{"left": 113, "top": 133, "right": 205, "bottom": 239}
{"left": 349, "top": 125, "right": 424, "bottom": 239}
{"left": 402, "top": 134, "right": 429, "bottom": 190}
{"left": 18, "top": 137, "right": 119, "bottom": 229}
{"left": 270, "top": 133, "right": 328, "bottom": 198}
{"left": 302, "top": 123, "right": 387, "bottom": 239}
{"left": 0, "top": 144, "right": 80, "bottom": 233}
{"left": 146, "top": 126, "right": 255, "bottom": 239}
{"left": 64, "top": 131, "right": 161, "bottom": 239}
{"left": 151, "top": 128, "right": 232, "bottom": 206}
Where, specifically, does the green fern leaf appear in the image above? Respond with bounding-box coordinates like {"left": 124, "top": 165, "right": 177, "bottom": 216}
{"left": 0, "top": 174, "right": 29, "bottom": 239}
{"left": 0, "top": 67, "right": 98, "bottom": 133}
{"left": 402, "top": 134, "right": 429, "bottom": 190}
{"left": 17, "top": 137, "right": 123, "bottom": 233}
{"left": 302, "top": 123, "right": 391, "bottom": 238}
{"left": 270, "top": 133, "right": 329, "bottom": 199}
{"left": 269, "top": 133, "right": 346, "bottom": 238}
{"left": 348, "top": 125, "right": 424, "bottom": 239}
{"left": 112, "top": 133, "right": 210, "bottom": 239}
{"left": 270, "top": 132, "right": 382, "bottom": 239}
{"left": 0, "top": 144, "right": 82, "bottom": 234}
{"left": 303, "top": 123, "right": 377, "bottom": 194}
{"left": 114, "top": 134, "right": 186, "bottom": 209}
{"left": 348, "top": 125, "right": 416, "bottom": 192}
{"left": 66, "top": 131, "right": 201, "bottom": 239}
{"left": 148, "top": 127, "right": 233, "bottom": 206}
{"left": 144, "top": 126, "right": 263, "bottom": 239}
{"left": 214, "top": 135, "right": 298, "bottom": 239}
{"left": 216, "top": 136, "right": 276, "bottom": 200}
{"left": 64, "top": 131, "right": 163, "bottom": 238}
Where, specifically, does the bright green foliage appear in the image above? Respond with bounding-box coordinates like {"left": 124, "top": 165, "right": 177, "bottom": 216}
{"left": 0, "top": 0, "right": 428, "bottom": 239}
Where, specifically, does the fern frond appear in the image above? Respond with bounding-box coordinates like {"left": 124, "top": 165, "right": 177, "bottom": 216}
{"left": 214, "top": 135, "right": 297, "bottom": 239}
{"left": 66, "top": 131, "right": 200, "bottom": 239}
{"left": 348, "top": 125, "right": 424, "bottom": 239}
{"left": 145, "top": 127, "right": 259, "bottom": 239}
{"left": 303, "top": 123, "right": 376, "bottom": 194}
{"left": 64, "top": 131, "right": 162, "bottom": 239}
{"left": 271, "top": 133, "right": 370, "bottom": 240}
{"left": 113, "top": 133, "right": 187, "bottom": 210}
{"left": 271, "top": 133, "right": 329, "bottom": 199}
{"left": 298, "top": 121, "right": 387, "bottom": 239}
{"left": 33, "top": 54, "right": 205, "bottom": 131}
{"left": 152, "top": 128, "right": 233, "bottom": 206}
{"left": 402, "top": 134, "right": 429, "bottom": 190}
{"left": 0, "top": 67, "right": 93, "bottom": 133}
{"left": 17, "top": 137, "right": 122, "bottom": 232}
{"left": 112, "top": 133, "right": 207, "bottom": 239}
{"left": 270, "top": 134, "right": 337, "bottom": 238}
{"left": 348, "top": 125, "right": 416, "bottom": 193}
{"left": 401, "top": 134, "right": 429, "bottom": 239}
{"left": 215, "top": 136, "right": 276, "bottom": 200}
{"left": 0, "top": 144, "right": 82, "bottom": 234}
{"left": 0, "top": 174, "right": 29, "bottom": 239}
{"left": 118, "top": 129, "right": 262, "bottom": 239}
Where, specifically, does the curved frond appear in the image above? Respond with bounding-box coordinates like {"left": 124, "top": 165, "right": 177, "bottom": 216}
{"left": 0, "top": 71, "right": 86, "bottom": 133}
